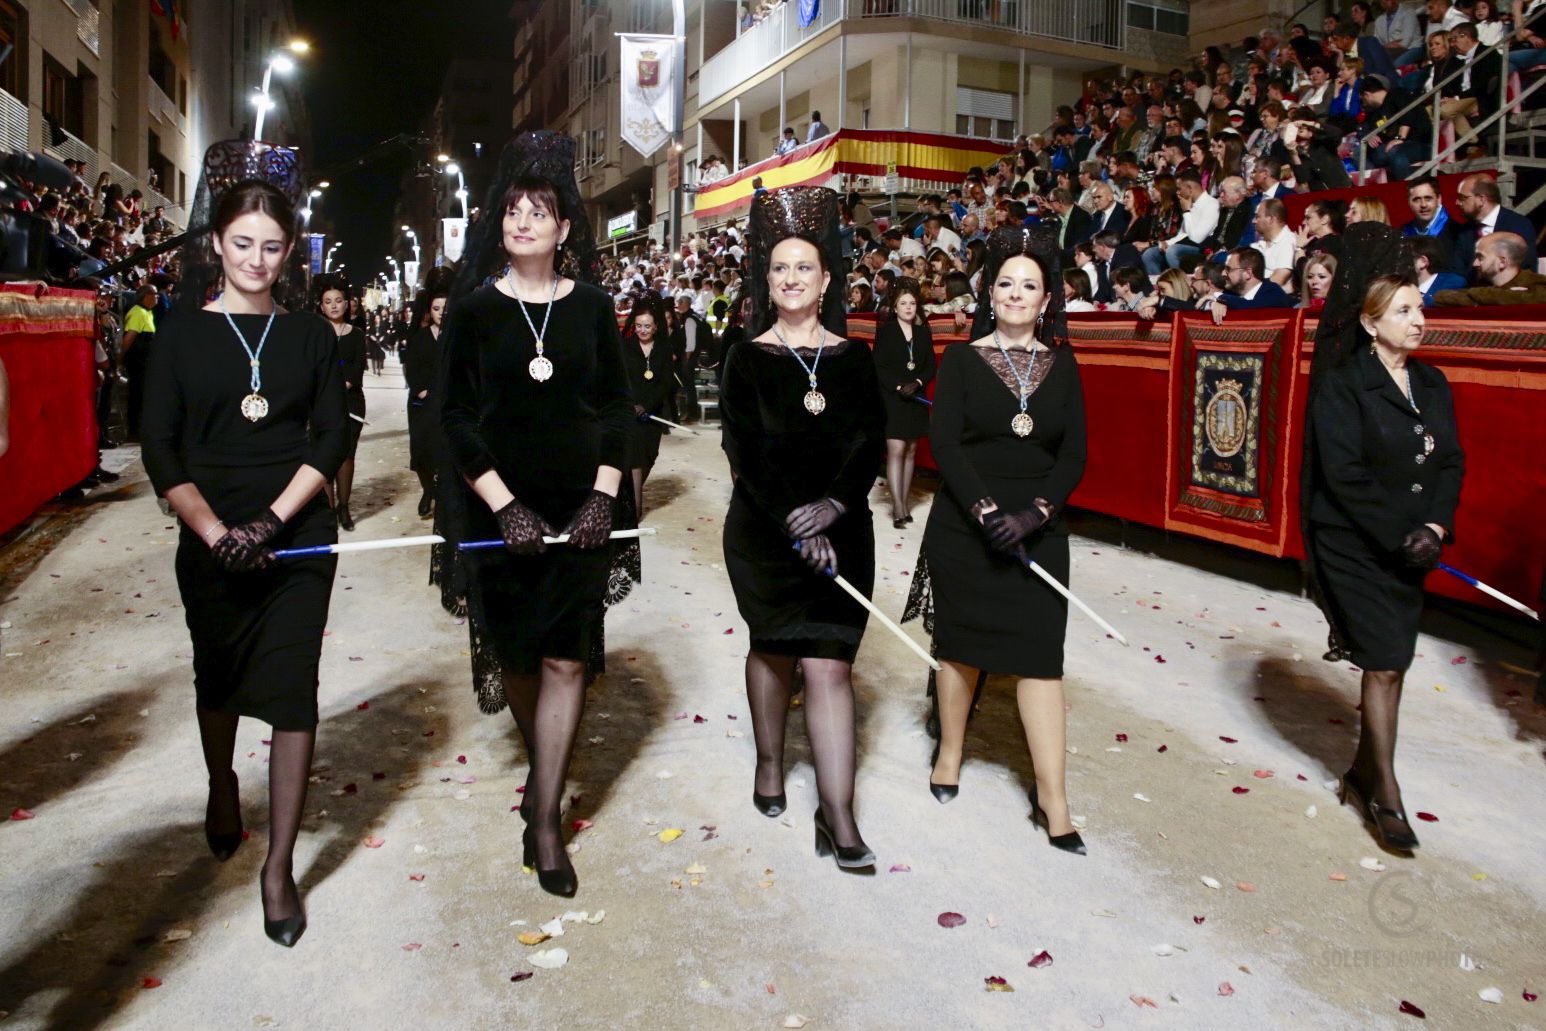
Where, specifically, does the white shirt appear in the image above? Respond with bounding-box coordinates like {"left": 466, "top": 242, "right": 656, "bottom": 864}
{"left": 1251, "top": 226, "right": 1295, "bottom": 276}
{"left": 807, "top": 120, "right": 831, "bottom": 142}
{"left": 1417, "top": 271, "right": 1438, "bottom": 296}
{"left": 896, "top": 236, "right": 925, "bottom": 259}
{"left": 1171, "top": 191, "right": 1220, "bottom": 246}
{"left": 1373, "top": 6, "right": 1421, "bottom": 49}
{"left": 931, "top": 226, "right": 963, "bottom": 258}
{"left": 1475, "top": 21, "right": 1505, "bottom": 46}
{"left": 1239, "top": 280, "right": 1263, "bottom": 301}
{"left": 1435, "top": 6, "right": 1467, "bottom": 31}
{"left": 693, "top": 288, "right": 714, "bottom": 316}
{"left": 682, "top": 317, "right": 698, "bottom": 353}
{"left": 1065, "top": 298, "right": 1097, "bottom": 312}
{"left": 1478, "top": 204, "right": 1500, "bottom": 236}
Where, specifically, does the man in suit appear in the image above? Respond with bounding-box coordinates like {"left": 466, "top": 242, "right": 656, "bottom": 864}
{"left": 1410, "top": 235, "right": 1468, "bottom": 305}
{"left": 1453, "top": 173, "right": 1538, "bottom": 273}
{"left": 1201, "top": 176, "right": 1252, "bottom": 262}
{"left": 1091, "top": 229, "right": 1140, "bottom": 303}
{"left": 1434, "top": 232, "right": 1546, "bottom": 305}
{"left": 1084, "top": 181, "right": 1129, "bottom": 240}
{"left": 1046, "top": 188, "right": 1092, "bottom": 260}
{"left": 1443, "top": 22, "right": 1504, "bottom": 143}
{"left": 1400, "top": 174, "right": 1464, "bottom": 275}
{"left": 1329, "top": 20, "right": 1399, "bottom": 85}
{"left": 1211, "top": 247, "right": 1293, "bottom": 322}
{"left": 670, "top": 294, "right": 708, "bottom": 422}
{"left": 1238, "top": 162, "right": 1294, "bottom": 248}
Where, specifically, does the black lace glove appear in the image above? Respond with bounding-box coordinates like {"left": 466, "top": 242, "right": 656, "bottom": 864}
{"left": 1399, "top": 526, "right": 1443, "bottom": 570}
{"left": 785, "top": 498, "right": 844, "bottom": 539}
{"left": 897, "top": 380, "right": 920, "bottom": 400}
{"left": 211, "top": 508, "right": 283, "bottom": 573}
{"left": 797, "top": 534, "right": 838, "bottom": 577}
{"left": 495, "top": 497, "right": 555, "bottom": 555}
{"left": 983, "top": 505, "right": 1050, "bottom": 553}
{"left": 634, "top": 404, "right": 651, "bottom": 423}
{"left": 563, "top": 490, "right": 615, "bottom": 550}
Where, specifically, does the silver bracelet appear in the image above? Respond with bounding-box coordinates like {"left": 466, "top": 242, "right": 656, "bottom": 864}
{"left": 201, "top": 520, "right": 226, "bottom": 543}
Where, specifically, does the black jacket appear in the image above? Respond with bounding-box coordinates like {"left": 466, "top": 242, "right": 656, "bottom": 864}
{"left": 1308, "top": 346, "right": 1464, "bottom": 552}
{"left": 1059, "top": 206, "right": 1094, "bottom": 257}
{"left": 1287, "top": 124, "right": 1352, "bottom": 192}
{"left": 1453, "top": 206, "right": 1539, "bottom": 272}
{"left": 1203, "top": 202, "right": 1252, "bottom": 255}
{"left": 669, "top": 311, "right": 710, "bottom": 365}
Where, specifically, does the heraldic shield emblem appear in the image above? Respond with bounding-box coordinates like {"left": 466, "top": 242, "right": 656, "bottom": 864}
{"left": 637, "top": 50, "right": 660, "bottom": 89}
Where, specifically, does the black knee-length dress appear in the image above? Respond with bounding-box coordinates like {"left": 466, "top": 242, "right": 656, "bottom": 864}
{"left": 1307, "top": 346, "right": 1463, "bottom": 671}
{"left": 873, "top": 319, "right": 936, "bottom": 440}
{"left": 404, "top": 325, "right": 443, "bottom": 473}
{"left": 621, "top": 334, "right": 676, "bottom": 468}
{"left": 719, "top": 337, "right": 886, "bottom": 661}
{"left": 917, "top": 341, "right": 1086, "bottom": 678}
{"left": 141, "top": 310, "right": 348, "bottom": 730}
{"left": 335, "top": 325, "right": 367, "bottom": 456}
{"left": 439, "top": 281, "right": 635, "bottom": 687}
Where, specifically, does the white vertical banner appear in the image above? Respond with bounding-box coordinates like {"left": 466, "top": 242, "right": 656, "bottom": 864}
{"left": 404, "top": 260, "right": 420, "bottom": 289}
{"left": 442, "top": 217, "right": 467, "bottom": 263}
{"left": 619, "top": 33, "right": 675, "bottom": 158}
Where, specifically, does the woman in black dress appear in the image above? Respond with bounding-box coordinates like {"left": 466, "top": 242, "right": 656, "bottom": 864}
{"left": 872, "top": 280, "right": 936, "bottom": 528}
{"left": 1303, "top": 225, "right": 1464, "bottom": 853}
{"left": 318, "top": 278, "right": 366, "bottom": 530}
{"left": 720, "top": 186, "right": 886, "bottom": 870}
{"left": 142, "top": 157, "right": 347, "bottom": 947}
{"left": 404, "top": 286, "right": 448, "bottom": 519}
{"left": 439, "top": 131, "right": 635, "bottom": 898}
{"left": 620, "top": 291, "right": 675, "bottom": 516}
{"left": 911, "top": 225, "right": 1088, "bottom": 854}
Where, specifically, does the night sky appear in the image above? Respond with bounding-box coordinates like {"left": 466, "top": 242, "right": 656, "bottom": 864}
{"left": 291, "top": 0, "right": 513, "bottom": 291}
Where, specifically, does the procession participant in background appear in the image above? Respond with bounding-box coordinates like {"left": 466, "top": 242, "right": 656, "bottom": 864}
{"left": 669, "top": 293, "right": 707, "bottom": 423}
{"left": 871, "top": 279, "right": 936, "bottom": 529}
{"left": 620, "top": 291, "right": 676, "bottom": 517}
{"left": 141, "top": 142, "right": 346, "bottom": 947}
{"left": 438, "top": 130, "right": 638, "bottom": 898}
{"left": 1302, "top": 224, "right": 1464, "bottom": 854}
{"left": 120, "top": 285, "right": 159, "bottom": 441}
{"left": 904, "top": 224, "right": 1088, "bottom": 855}
{"left": 719, "top": 186, "right": 886, "bottom": 870}
{"left": 318, "top": 277, "right": 366, "bottom": 531}
{"left": 404, "top": 284, "right": 450, "bottom": 519}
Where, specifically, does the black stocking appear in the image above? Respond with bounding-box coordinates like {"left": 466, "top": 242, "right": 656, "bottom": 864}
{"left": 525, "top": 660, "right": 587, "bottom": 871}
{"left": 801, "top": 657, "right": 862, "bottom": 848}
{"left": 335, "top": 458, "right": 355, "bottom": 509}
{"left": 196, "top": 707, "right": 240, "bottom": 835}
{"left": 502, "top": 672, "right": 540, "bottom": 800}
{"left": 885, "top": 439, "right": 908, "bottom": 520}
{"left": 261, "top": 728, "right": 315, "bottom": 921}
{"left": 746, "top": 651, "right": 794, "bottom": 796}
{"left": 1351, "top": 669, "right": 1409, "bottom": 832}
{"left": 416, "top": 469, "right": 435, "bottom": 500}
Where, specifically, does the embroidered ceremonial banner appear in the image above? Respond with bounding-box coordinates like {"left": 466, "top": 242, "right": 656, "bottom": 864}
{"left": 619, "top": 34, "right": 676, "bottom": 158}
{"left": 442, "top": 218, "right": 467, "bottom": 262}
{"left": 1166, "top": 310, "right": 1302, "bottom": 555}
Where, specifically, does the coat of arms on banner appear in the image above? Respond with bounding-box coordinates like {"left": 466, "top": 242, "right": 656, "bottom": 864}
{"left": 620, "top": 34, "right": 675, "bottom": 157}
{"left": 637, "top": 49, "right": 660, "bottom": 89}
{"left": 1189, "top": 353, "right": 1263, "bottom": 500}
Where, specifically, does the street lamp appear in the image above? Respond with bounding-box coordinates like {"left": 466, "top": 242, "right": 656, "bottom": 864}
{"left": 325, "top": 242, "right": 342, "bottom": 272}
{"left": 444, "top": 161, "right": 468, "bottom": 219}
{"left": 252, "top": 40, "right": 310, "bottom": 142}
{"left": 400, "top": 225, "right": 421, "bottom": 264}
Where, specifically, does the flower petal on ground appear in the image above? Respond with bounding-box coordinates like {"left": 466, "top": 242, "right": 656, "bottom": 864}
{"left": 1359, "top": 857, "right": 1387, "bottom": 872}
{"left": 1397, "top": 1000, "right": 1425, "bottom": 1018}
{"left": 1200, "top": 876, "right": 1222, "bottom": 890}
{"left": 1218, "top": 982, "right": 1235, "bottom": 997}
{"left": 363, "top": 836, "right": 385, "bottom": 849}
{"left": 1028, "top": 950, "right": 1053, "bottom": 969}
{"left": 937, "top": 912, "right": 967, "bottom": 928}
{"left": 985, "top": 976, "right": 1014, "bottom": 992}
{"left": 509, "top": 971, "right": 534, "bottom": 983}
{"left": 529, "top": 948, "right": 568, "bottom": 969}
{"left": 1415, "top": 812, "right": 1438, "bottom": 822}
{"left": 1479, "top": 987, "right": 1504, "bottom": 1004}
{"left": 657, "top": 828, "right": 683, "bottom": 843}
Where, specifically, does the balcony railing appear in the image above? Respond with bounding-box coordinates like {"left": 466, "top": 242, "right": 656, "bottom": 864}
{"left": 63, "top": 0, "right": 101, "bottom": 55}
{"left": 38, "top": 123, "right": 189, "bottom": 224}
{"left": 147, "top": 76, "right": 183, "bottom": 130}
{"left": 0, "top": 88, "right": 27, "bottom": 154}
{"left": 701, "top": 0, "right": 1125, "bottom": 107}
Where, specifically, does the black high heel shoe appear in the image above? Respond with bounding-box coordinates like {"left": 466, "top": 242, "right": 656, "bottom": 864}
{"left": 523, "top": 826, "right": 578, "bottom": 897}
{"left": 337, "top": 504, "right": 354, "bottom": 531}
{"left": 417, "top": 493, "right": 434, "bottom": 519}
{"left": 752, "top": 791, "right": 787, "bottom": 817}
{"left": 259, "top": 871, "right": 307, "bottom": 948}
{"left": 205, "top": 770, "right": 243, "bottom": 861}
{"left": 812, "top": 808, "right": 875, "bottom": 870}
{"left": 1339, "top": 769, "right": 1419, "bottom": 851}
{"left": 893, "top": 517, "right": 908, "bottom": 530}
{"left": 927, "top": 741, "right": 958, "bottom": 804}
{"left": 1029, "top": 786, "right": 1087, "bottom": 855}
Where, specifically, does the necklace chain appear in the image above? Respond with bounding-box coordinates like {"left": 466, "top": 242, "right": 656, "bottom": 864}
{"left": 219, "top": 296, "right": 277, "bottom": 394}
{"left": 508, "top": 268, "right": 559, "bottom": 355}
{"left": 771, "top": 321, "right": 827, "bottom": 391}
{"left": 992, "top": 329, "right": 1041, "bottom": 415}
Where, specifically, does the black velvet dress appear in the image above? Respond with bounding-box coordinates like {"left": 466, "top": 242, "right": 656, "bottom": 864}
{"left": 620, "top": 335, "right": 676, "bottom": 468}
{"left": 439, "top": 281, "right": 635, "bottom": 693}
{"left": 719, "top": 337, "right": 886, "bottom": 661}
{"left": 1307, "top": 346, "right": 1464, "bottom": 671}
{"left": 873, "top": 319, "right": 936, "bottom": 440}
{"left": 334, "top": 325, "right": 367, "bottom": 455}
{"left": 141, "top": 310, "right": 348, "bottom": 730}
{"left": 404, "top": 325, "right": 443, "bottom": 473}
{"left": 915, "top": 342, "right": 1087, "bottom": 678}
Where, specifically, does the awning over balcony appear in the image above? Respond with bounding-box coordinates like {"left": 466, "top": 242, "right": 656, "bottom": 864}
{"left": 694, "top": 128, "right": 1005, "bottom": 220}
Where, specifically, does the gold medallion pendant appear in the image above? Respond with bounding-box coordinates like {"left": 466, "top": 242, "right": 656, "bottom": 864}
{"left": 241, "top": 393, "right": 270, "bottom": 422}
{"left": 643, "top": 368, "right": 654, "bottom": 380}
{"left": 528, "top": 354, "right": 554, "bottom": 382}
{"left": 804, "top": 390, "right": 827, "bottom": 415}
{"left": 1011, "top": 412, "right": 1033, "bottom": 437}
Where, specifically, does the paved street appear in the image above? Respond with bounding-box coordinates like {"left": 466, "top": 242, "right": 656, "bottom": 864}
{"left": 1, "top": 358, "right": 1543, "bottom": 1030}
